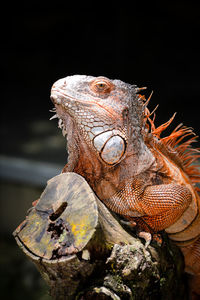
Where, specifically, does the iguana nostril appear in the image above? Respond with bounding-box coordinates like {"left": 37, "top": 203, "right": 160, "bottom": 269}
{"left": 53, "top": 78, "right": 67, "bottom": 89}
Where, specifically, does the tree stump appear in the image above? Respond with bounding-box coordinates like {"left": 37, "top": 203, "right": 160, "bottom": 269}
{"left": 13, "top": 173, "right": 187, "bottom": 299}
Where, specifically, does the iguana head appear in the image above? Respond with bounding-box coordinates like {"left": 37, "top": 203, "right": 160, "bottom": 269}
{"left": 51, "top": 75, "right": 145, "bottom": 166}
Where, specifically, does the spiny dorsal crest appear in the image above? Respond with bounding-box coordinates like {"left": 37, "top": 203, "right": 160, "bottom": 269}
{"left": 140, "top": 91, "right": 200, "bottom": 189}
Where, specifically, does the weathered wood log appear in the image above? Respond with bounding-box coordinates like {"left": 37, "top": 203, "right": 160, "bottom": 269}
{"left": 13, "top": 173, "right": 187, "bottom": 300}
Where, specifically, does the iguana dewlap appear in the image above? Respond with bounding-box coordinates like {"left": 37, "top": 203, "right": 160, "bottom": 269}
{"left": 50, "top": 75, "right": 200, "bottom": 296}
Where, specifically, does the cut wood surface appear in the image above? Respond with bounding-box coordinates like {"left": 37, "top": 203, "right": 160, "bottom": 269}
{"left": 15, "top": 173, "right": 98, "bottom": 258}
{"left": 13, "top": 173, "right": 187, "bottom": 300}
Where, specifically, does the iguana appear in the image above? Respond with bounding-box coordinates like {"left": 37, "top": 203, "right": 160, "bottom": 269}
{"left": 50, "top": 75, "right": 200, "bottom": 297}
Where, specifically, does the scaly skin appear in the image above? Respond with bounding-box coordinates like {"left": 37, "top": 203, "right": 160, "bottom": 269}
{"left": 51, "top": 75, "right": 200, "bottom": 297}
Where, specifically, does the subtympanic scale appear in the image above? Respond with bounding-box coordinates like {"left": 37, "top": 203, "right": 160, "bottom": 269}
{"left": 93, "top": 130, "right": 126, "bottom": 164}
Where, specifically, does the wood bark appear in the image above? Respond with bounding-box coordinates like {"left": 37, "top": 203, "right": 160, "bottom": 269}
{"left": 13, "top": 173, "right": 187, "bottom": 300}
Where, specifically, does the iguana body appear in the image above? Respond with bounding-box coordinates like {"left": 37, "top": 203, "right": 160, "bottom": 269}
{"left": 51, "top": 75, "right": 200, "bottom": 297}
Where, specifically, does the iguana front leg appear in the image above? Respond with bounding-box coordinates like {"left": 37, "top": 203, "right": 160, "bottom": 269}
{"left": 139, "top": 183, "right": 192, "bottom": 231}
{"left": 104, "top": 180, "right": 192, "bottom": 232}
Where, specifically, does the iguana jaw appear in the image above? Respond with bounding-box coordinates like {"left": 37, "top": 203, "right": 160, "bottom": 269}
{"left": 52, "top": 97, "right": 128, "bottom": 166}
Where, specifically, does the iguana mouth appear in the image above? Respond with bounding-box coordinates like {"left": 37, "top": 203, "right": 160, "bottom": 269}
{"left": 51, "top": 88, "right": 121, "bottom": 120}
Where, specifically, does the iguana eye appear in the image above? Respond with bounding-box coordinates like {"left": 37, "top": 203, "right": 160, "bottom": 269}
{"left": 90, "top": 79, "right": 113, "bottom": 94}
{"left": 96, "top": 82, "right": 107, "bottom": 90}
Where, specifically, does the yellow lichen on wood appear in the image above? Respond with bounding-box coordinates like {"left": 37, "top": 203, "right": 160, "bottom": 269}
{"left": 14, "top": 173, "right": 99, "bottom": 260}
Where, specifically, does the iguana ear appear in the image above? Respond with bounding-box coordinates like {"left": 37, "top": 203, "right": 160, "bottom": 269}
{"left": 122, "top": 106, "right": 136, "bottom": 132}
{"left": 122, "top": 108, "right": 129, "bottom": 124}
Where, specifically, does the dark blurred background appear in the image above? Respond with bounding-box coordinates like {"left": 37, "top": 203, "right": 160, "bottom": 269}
{"left": 1, "top": 1, "right": 200, "bottom": 299}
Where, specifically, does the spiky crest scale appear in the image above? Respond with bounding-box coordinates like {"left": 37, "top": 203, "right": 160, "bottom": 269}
{"left": 141, "top": 94, "right": 200, "bottom": 189}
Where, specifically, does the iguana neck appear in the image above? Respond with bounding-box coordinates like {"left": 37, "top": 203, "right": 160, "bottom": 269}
{"left": 66, "top": 121, "right": 156, "bottom": 188}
